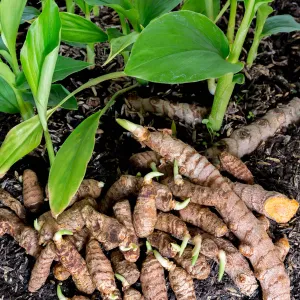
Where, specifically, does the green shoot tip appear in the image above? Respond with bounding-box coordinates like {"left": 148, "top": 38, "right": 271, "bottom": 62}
{"left": 34, "top": 219, "right": 41, "bottom": 232}
{"left": 116, "top": 118, "right": 140, "bottom": 133}
{"left": 57, "top": 285, "right": 68, "bottom": 300}
{"left": 54, "top": 229, "right": 73, "bottom": 241}
{"left": 146, "top": 240, "right": 153, "bottom": 253}
{"left": 218, "top": 250, "right": 226, "bottom": 282}
{"left": 179, "top": 234, "right": 190, "bottom": 257}
{"left": 174, "top": 198, "right": 190, "bottom": 210}
{"left": 144, "top": 171, "right": 164, "bottom": 184}
{"left": 171, "top": 243, "right": 181, "bottom": 253}
{"left": 115, "top": 273, "right": 129, "bottom": 288}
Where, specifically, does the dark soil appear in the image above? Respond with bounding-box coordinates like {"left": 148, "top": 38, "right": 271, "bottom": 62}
{"left": 0, "top": 0, "right": 299, "bottom": 299}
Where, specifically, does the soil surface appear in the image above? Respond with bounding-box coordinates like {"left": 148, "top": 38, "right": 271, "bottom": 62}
{"left": 0, "top": 0, "right": 299, "bottom": 299}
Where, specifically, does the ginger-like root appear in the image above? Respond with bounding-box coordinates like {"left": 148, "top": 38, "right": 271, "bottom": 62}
{"left": 140, "top": 251, "right": 168, "bottom": 300}
{"left": 153, "top": 250, "right": 196, "bottom": 300}
{"left": 53, "top": 230, "right": 95, "bottom": 294}
{"left": 206, "top": 97, "right": 300, "bottom": 159}
{"left": 29, "top": 241, "right": 57, "bottom": 292}
{"left": 81, "top": 205, "right": 127, "bottom": 251}
{"left": 113, "top": 200, "right": 140, "bottom": 262}
{"left": 116, "top": 120, "right": 289, "bottom": 299}
{"left": 124, "top": 288, "right": 144, "bottom": 300}
{"left": 179, "top": 202, "right": 229, "bottom": 237}
{"left": 174, "top": 245, "right": 210, "bottom": 280}
{"left": 218, "top": 152, "right": 254, "bottom": 184}
{"left": 54, "top": 263, "right": 71, "bottom": 281}
{"left": 232, "top": 182, "right": 299, "bottom": 223}
{"left": 23, "top": 169, "right": 44, "bottom": 213}
{"left": 275, "top": 236, "right": 290, "bottom": 262}
{"left": 155, "top": 212, "right": 191, "bottom": 257}
{"left": 37, "top": 198, "right": 97, "bottom": 244}
{"left": 125, "top": 94, "right": 208, "bottom": 126}
{"left": 0, "top": 208, "right": 41, "bottom": 257}
{"left": 147, "top": 230, "right": 179, "bottom": 258}
{"left": 101, "top": 175, "right": 143, "bottom": 213}
{"left": 85, "top": 238, "right": 118, "bottom": 297}
{"left": 0, "top": 188, "right": 26, "bottom": 220}
{"left": 129, "top": 151, "right": 161, "bottom": 170}
{"left": 111, "top": 249, "right": 140, "bottom": 289}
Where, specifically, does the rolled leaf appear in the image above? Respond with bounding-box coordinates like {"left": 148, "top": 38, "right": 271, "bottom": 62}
{"left": 0, "top": 76, "right": 19, "bottom": 113}
{"left": 125, "top": 11, "right": 242, "bottom": 83}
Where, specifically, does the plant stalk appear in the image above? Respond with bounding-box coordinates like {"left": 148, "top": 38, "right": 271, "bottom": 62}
{"left": 214, "top": 0, "right": 230, "bottom": 23}
{"left": 119, "top": 13, "right": 130, "bottom": 35}
{"left": 93, "top": 5, "right": 100, "bottom": 17}
{"left": 15, "top": 90, "right": 35, "bottom": 121}
{"left": 227, "top": 0, "right": 237, "bottom": 45}
{"left": 85, "top": 4, "right": 95, "bottom": 68}
{"left": 66, "top": 0, "right": 75, "bottom": 13}
{"left": 205, "top": 0, "right": 215, "bottom": 21}
{"left": 208, "top": 0, "right": 256, "bottom": 131}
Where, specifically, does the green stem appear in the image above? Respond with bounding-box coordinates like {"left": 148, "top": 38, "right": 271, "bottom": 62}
{"left": 119, "top": 13, "right": 130, "bottom": 35}
{"left": 93, "top": 5, "right": 100, "bottom": 17}
{"left": 209, "top": 0, "right": 256, "bottom": 131}
{"left": 179, "top": 234, "right": 190, "bottom": 257}
{"left": 44, "top": 128, "right": 55, "bottom": 165}
{"left": 66, "top": 0, "right": 75, "bottom": 13}
{"left": 15, "top": 90, "right": 34, "bottom": 121}
{"left": 86, "top": 43, "right": 95, "bottom": 68}
{"left": 247, "top": 35, "right": 261, "bottom": 68}
{"left": 205, "top": 0, "right": 214, "bottom": 20}
{"left": 214, "top": 0, "right": 230, "bottom": 23}
{"left": 227, "top": 0, "right": 237, "bottom": 45}
{"left": 57, "top": 285, "right": 68, "bottom": 300}
{"left": 218, "top": 250, "right": 227, "bottom": 281}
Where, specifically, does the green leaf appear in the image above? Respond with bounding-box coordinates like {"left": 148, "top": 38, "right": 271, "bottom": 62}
{"left": 20, "top": 0, "right": 61, "bottom": 114}
{"left": 23, "top": 84, "right": 78, "bottom": 110}
{"left": 21, "top": 6, "right": 41, "bottom": 24}
{"left": 0, "top": 115, "right": 43, "bottom": 178}
{"left": 84, "top": 0, "right": 132, "bottom": 9}
{"left": 60, "top": 12, "right": 108, "bottom": 44}
{"left": 49, "top": 111, "right": 101, "bottom": 216}
{"left": 107, "top": 28, "right": 124, "bottom": 41}
{"left": 74, "top": 0, "right": 93, "bottom": 13}
{"left": 0, "top": 0, "right": 26, "bottom": 56}
{"left": 244, "top": 0, "right": 273, "bottom": 25}
{"left": 134, "top": 0, "right": 182, "bottom": 27}
{"left": 0, "top": 62, "right": 15, "bottom": 85}
{"left": 261, "top": 15, "right": 300, "bottom": 37}
{"left": 182, "top": 0, "right": 220, "bottom": 20}
{"left": 0, "top": 76, "right": 19, "bottom": 113}
{"left": 125, "top": 11, "right": 243, "bottom": 84}
{"left": 0, "top": 37, "right": 8, "bottom": 52}
{"left": 232, "top": 73, "right": 245, "bottom": 84}
{"left": 53, "top": 56, "right": 91, "bottom": 82}
{"left": 103, "top": 31, "right": 139, "bottom": 66}
{"left": 16, "top": 56, "right": 90, "bottom": 90}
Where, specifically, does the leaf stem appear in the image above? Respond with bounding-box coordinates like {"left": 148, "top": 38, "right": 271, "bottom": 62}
{"left": 65, "top": 0, "right": 75, "bottom": 13}
{"left": 57, "top": 285, "right": 68, "bottom": 300}
{"left": 15, "top": 90, "right": 35, "bottom": 121}
{"left": 214, "top": 0, "right": 230, "bottom": 23}
{"left": 119, "top": 13, "right": 130, "bottom": 35}
{"left": 93, "top": 5, "right": 100, "bottom": 17}
{"left": 205, "top": 0, "right": 215, "bottom": 20}
{"left": 44, "top": 128, "right": 55, "bottom": 165}
{"left": 227, "top": 0, "right": 237, "bottom": 45}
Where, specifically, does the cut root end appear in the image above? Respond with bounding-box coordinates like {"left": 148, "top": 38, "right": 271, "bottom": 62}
{"left": 265, "top": 197, "right": 299, "bottom": 223}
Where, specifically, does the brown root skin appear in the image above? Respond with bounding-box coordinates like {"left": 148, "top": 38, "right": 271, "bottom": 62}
{"left": 124, "top": 288, "right": 144, "bottom": 300}
{"left": 218, "top": 152, "right": 254, "bottom": 184}
{"left": 129, "top": 151, "right": 161, "bottom": 170}
{"left": 0, "top": 188, "right": 26, "bottom": 220}
{"left": 174, "top": 246, "right": 210, "bottom": 280}
{"left": 133, "top": 184, "right": 157, "bottom": 238}
{"left": 179, "top": 202, "right": 229, "bottom": 237}
{"left": 117, "top": 124, "right": 288, "bottom": 299}
{"left": 232, "top": 182, "right": 299, "bottom": 223}
{"left": 110, "top": 249, "right": 140, "bottom": 287}
{"left": 140, "top": 252, "right": 168, "bottom": 300}
{"left": 147, "top": 231, "right": 179, "bottom": 258}
{"left": 125, "top": 93, "right": 208, "bottom": 126}
{"left": 29, "top": 241, "right": 57, "bottom": 292}
{"left": 101, "top": 175, "right": 143, "bottom": 214}
{"left": 81, "top": 205, "right": 127, "bottom": 251}
{"left": 0, "top": 208, "right": 41, "bottom": 257}
{"left": 53, "top": 263, "right": 71, "bottom": 281}
{"left": 65, "top": 227, "right": 90, "bottom": 252}
{"left": 85, "top": 238, "right": 117, "bottom": 296}
{"left": 113, "top": 200, "right": 140, "bottom": 262}
{"left": 23, "top": 169, "right": 44, "bottom": 213}
{"left": 257, "top": 215, "right": 270, "bottom": 231}
{"left": 275, "top": 236, "right": 290, "bottom": 262}
{"left": 206, "top": 97, "right": 300, "bottom": 159}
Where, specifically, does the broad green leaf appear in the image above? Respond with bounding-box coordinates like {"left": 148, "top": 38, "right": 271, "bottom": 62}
{"left": 0, "top": 37, "right": 8, "bottom": 52}
{"left": 261, "top": 15, "right": 300, "bottom": 37}
{"left": 16, "top": 56, "right": 90, "bottom": 90}
{"left": 0, "top": 115, "right": 43, "bottom": 178}
{"left": 103, "top": 31, "right": 139, "bottom": 66}
{"left": 49, "top": 110, "right": 101, "bottom": 216}
{"left": 21, "top": 6, "right": 41, "bottom": 24}
{"left": 182, "top": 0, "right": 220, "bottom": 20}
{"left": 125, "top": 11, "right": 243, "bottom": 83}
{"left": 0, "top": 77, "right": 19, "bottom": 113}
{"left": 0, "top": 0, "right": 26, "bottom": 56}
{"left": 23, "top": 84, "right": 78, "bottom": 110}
{"left": 20, "top": 0, "right": 61, "bottom": 115}
{"left": 134, "top": 0, "right": 182, "bottom": 27}
{"left": 60, "top": 12, "right": 108, "bottom": 44}
{"left": 53, "top": 56, "right": 91, "bottom": 82}
{"left": 107, "top": 28, "right": 123, "bottom": 41}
